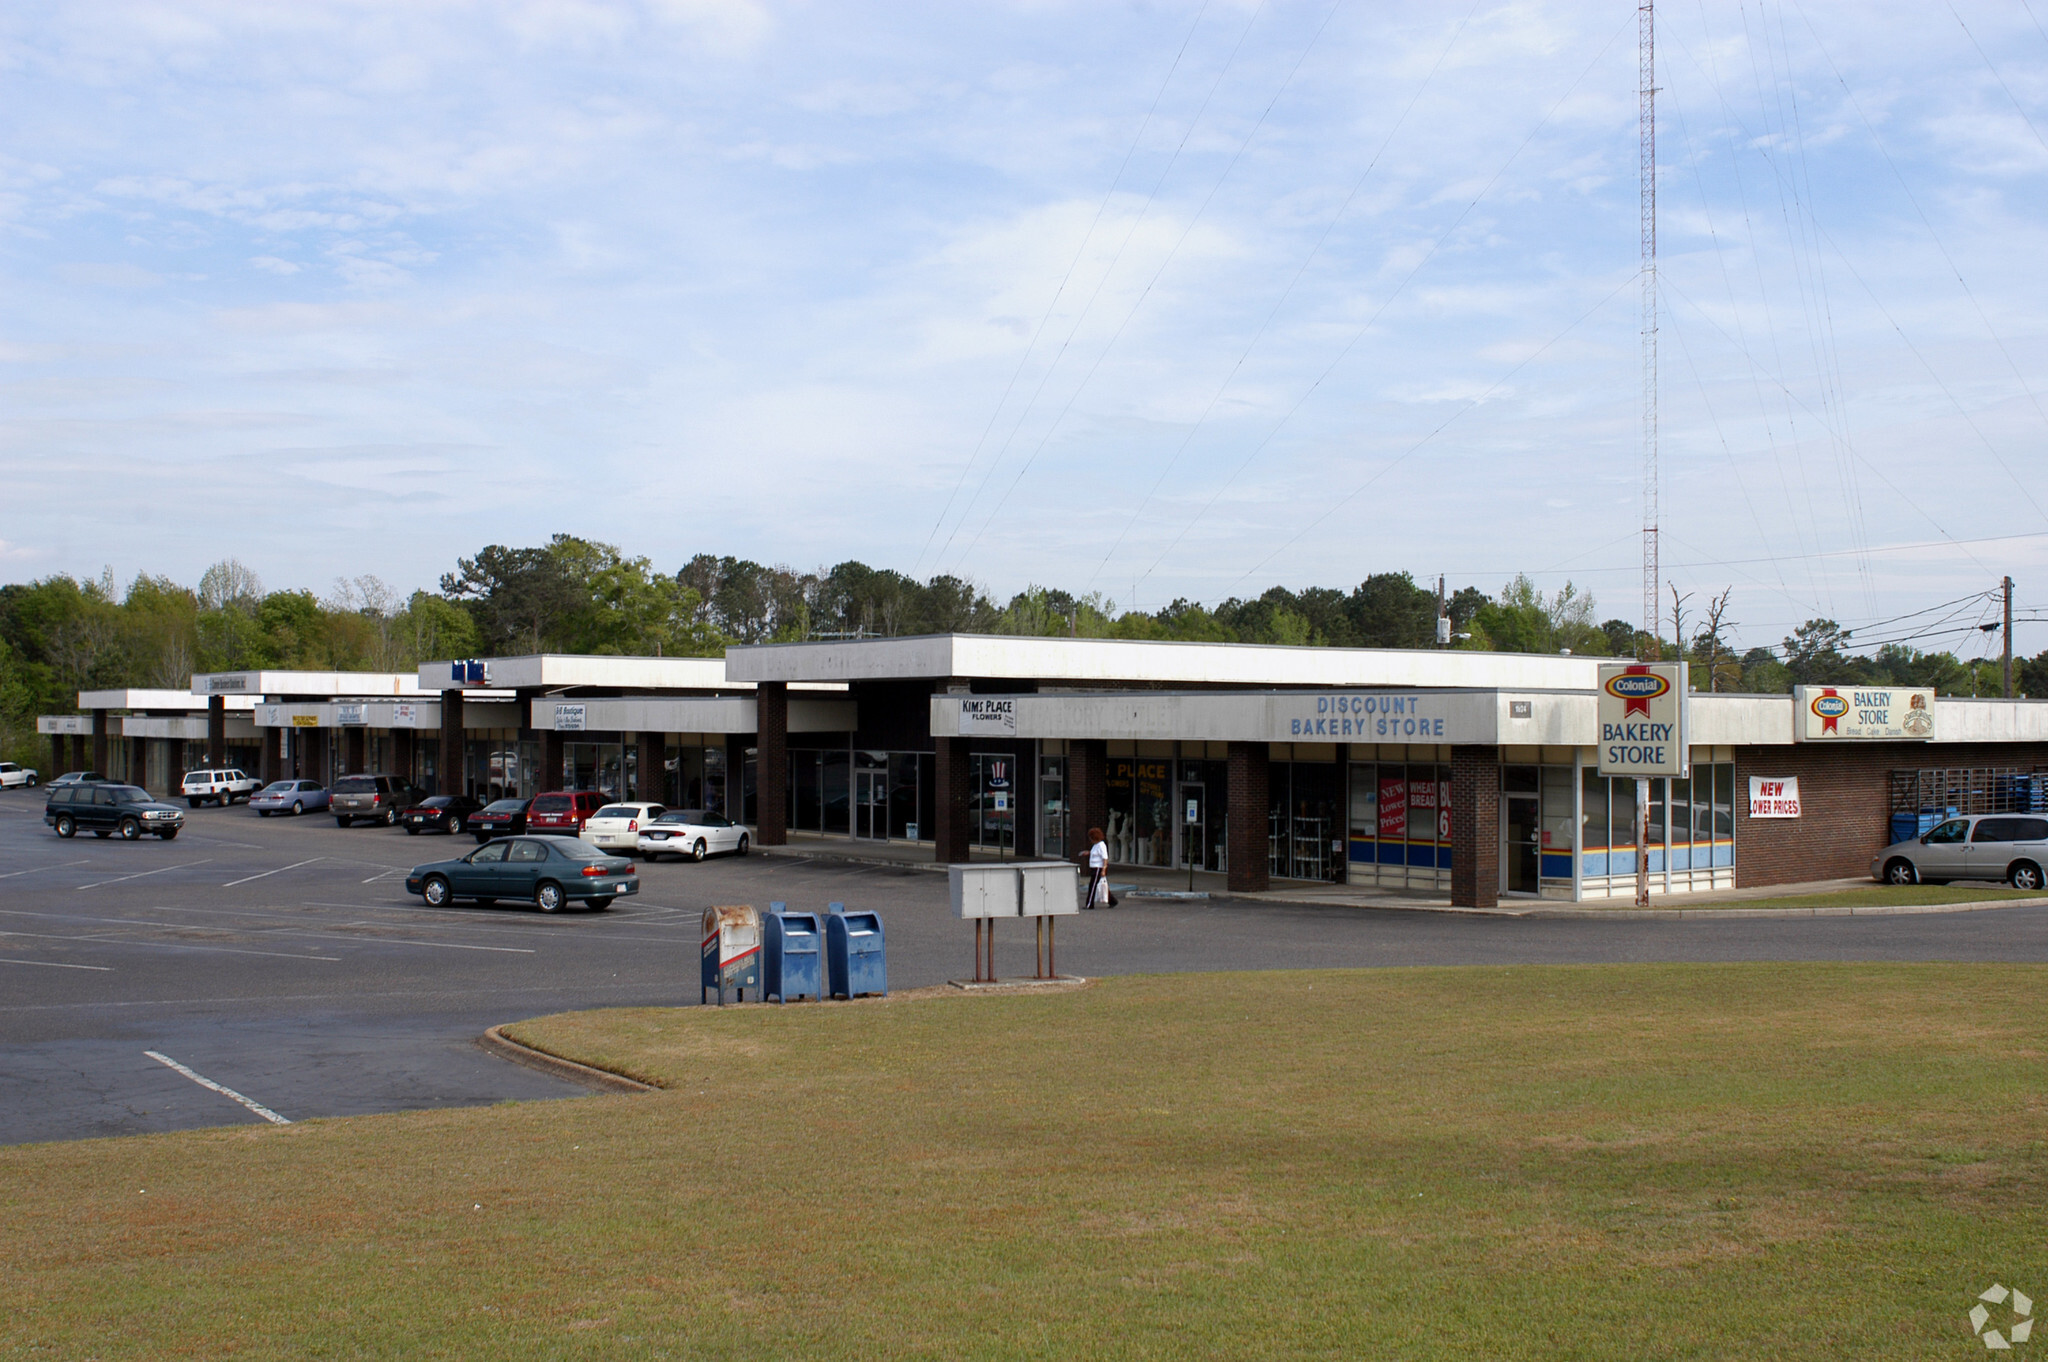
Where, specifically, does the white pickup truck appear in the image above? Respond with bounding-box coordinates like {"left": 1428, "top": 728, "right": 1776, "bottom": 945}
{"left": 181, "top": 767, "right": 262, "bottom": 807}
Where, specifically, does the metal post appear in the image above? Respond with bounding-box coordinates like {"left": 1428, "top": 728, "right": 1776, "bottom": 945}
{"left": 1035, "top": 915, "right": 1045, "bottom": 979}
{"left": 1048, "top": 916, "right": 1056, "bottom": 979}
{"left": 1635, "top": 776, "right": 1651, "bottom": 907}
{"left": 2004, "top": 575, "right": 2015, "bottom": 698}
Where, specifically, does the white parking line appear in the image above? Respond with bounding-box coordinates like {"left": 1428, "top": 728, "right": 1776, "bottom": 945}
{"left": 76, "top": 860, "right": 213, "bottom": 891}
{"left": 282, "top": 931, "right": 535, "bottom": 954}
{"left": 144, "top": 1051, "right": 290, "bottom": 1125}
{"left": 223, "top": 857, "right": 323, "bottom": 888}
{"left": 0, "top": 956, "right": 111, "bottom": 971}
{"left": 0, "top": 858, "right": 92, "bottom": 881}
{"left": 0, "top": 928, "right": 340, "bottom": 963}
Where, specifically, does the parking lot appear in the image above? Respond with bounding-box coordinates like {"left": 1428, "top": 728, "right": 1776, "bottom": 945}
{"left": 6, "top": 785, "right": 2048, "bottom": 1147}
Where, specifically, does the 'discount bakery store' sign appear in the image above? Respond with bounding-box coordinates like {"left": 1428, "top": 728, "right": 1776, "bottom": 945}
{"left": 1285, "top": 694, "right": 1446, "bottom": 740}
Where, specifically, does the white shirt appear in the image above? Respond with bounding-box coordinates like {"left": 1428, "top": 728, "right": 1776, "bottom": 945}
{"left": 1088, "top": 839, "right": 1109, "bottom": 870}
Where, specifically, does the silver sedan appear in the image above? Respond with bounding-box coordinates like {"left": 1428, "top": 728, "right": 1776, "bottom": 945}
{"left": 249, "top": 780, "right": 331, "bottom": 816}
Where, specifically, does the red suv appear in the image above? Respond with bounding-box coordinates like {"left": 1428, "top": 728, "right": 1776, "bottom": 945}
{"left": 526, "top": 790, "right": 608, "bottom": 834}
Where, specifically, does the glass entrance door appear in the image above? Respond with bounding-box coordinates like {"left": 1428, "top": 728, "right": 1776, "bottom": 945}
{"left": 1504, "top": 793, "right": 1540, "bottom": 893}
{"left": 854, "top": 769, "right": 887, "bottom": 840}
{"left": 1177, "top": 782, "right": 1207, "bottom": 873}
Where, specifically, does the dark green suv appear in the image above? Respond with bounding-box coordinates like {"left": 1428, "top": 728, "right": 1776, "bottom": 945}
{"left": 45, "top": 783, "right": 186, "bottom": 841}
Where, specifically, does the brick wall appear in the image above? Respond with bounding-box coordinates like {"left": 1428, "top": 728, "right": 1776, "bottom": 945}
{"left": 1450, "top": 745, "right": 1501, "bottom": 907}
{"left": 1068, "top": 740, "right": 1107, "bottom": 868}
{"left": 1227, "top": 742, "right": 1270, "bottom": 892}
{"left": 755, "top": 682, "right": 788, "bottom": 844}
{"left": 1734, "top": 741, "right": 2048, "bottom": 887}
{"left": 933, "top": 737, "right": 972, "bottom": 863}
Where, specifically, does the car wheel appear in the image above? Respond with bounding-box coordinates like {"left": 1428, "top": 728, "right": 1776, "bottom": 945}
{"left": 536, "top": 881, "right": 564, "bottom": 913}
{"left": 384, "top": 807, "right": 399, "bottom": 827}
{"left": 422, "top": 874, "right": 451, "bottom": 907}
{"left": 2011, "top": 862, "right": 2044, "bottom": 892}
{"left": 692, "top": 839, "right": 707, "bottom": 862}
{"left": 119, "top": 818, "right": 141, "bottom": 840}
{"left": 55, "top": 815, "right": 75, "bottom": 838}
{"left": 1883, "top": 858, "right": 1918, "bottom": 886}
{"left": 736, "top": 834, "right": 749, "bottom": 857}
{"left": 291, "top": 801, "right": 304, "bottom": 816}
{"left": 444, "top": 814, "right": 459, "bottom": 834}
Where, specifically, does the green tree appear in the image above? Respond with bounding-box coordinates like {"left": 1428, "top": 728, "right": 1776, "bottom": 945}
{"left": 1781, "top": 619, "right": 1858, "bottom": 686}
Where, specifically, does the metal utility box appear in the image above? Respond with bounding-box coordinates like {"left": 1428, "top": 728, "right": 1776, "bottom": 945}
{"left": 950, "top": 864, "right": 1018, "bottom": 918}
{"left": 825, "top": 910, "right": 887, "bottom": 999}
{"left": 763, "top": 906, "right": 823, "bottom": 1004}
{"left": 1016, "top": 862, "right": 1080, "bottom": 917}
{"left": 700, "top": 904, "right": 762, "bottom": 1005}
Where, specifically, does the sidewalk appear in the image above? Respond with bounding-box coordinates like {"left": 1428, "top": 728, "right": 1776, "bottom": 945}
{"left": 753, "top": 833, "right": 2036, "bottom": 918}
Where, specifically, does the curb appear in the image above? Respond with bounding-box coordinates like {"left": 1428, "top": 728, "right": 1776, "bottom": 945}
{"left": 478, "top": 1025, "right": 658, "bottom": 1094}
{"left": 1519, "top": 896, "right": 2048, "bottom": 920}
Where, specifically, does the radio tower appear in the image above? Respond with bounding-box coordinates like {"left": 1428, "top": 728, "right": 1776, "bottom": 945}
{"left": 1639, "top": 0, "right": 1659, "bottom": 657}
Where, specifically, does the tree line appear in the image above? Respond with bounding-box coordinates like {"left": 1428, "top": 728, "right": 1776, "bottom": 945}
{"left": 2, "top": 536, "right": 2037, "bottom": 764}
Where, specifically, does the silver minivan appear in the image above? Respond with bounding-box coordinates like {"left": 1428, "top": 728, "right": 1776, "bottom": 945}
{"left": 1872, "top": 814, "right": 2048, "bottom": 890}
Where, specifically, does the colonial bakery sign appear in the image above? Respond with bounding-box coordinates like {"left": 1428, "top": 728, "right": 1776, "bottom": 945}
{"left": 1793, "top": 686, "right": 1935, "bottom": 741}
{"left": 1596, "top": 662, "right": 1689, "bottom": 778}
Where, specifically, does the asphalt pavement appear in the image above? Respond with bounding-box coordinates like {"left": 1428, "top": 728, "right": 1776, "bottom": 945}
{"left": 4, "top": 786, "right": 2048, "bottom": 1146}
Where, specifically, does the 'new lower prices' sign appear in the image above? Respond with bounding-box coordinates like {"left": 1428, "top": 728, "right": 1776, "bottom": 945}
{"left": 1596, "top": 662, "right": 1689, "bottom": 778}
{"left": 1748, "top": 777, "right": 1801, "bottom": 818}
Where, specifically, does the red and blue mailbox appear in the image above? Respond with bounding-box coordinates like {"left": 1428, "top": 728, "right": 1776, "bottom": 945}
{"left": 701, "top": 904, "right": 762, "bottom": 1005}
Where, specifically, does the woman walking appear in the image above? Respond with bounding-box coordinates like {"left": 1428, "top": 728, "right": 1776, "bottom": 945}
{"left": 1084, "top": 826, "right": 1115, "bottom": 909}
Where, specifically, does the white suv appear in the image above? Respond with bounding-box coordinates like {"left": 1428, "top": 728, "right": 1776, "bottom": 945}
{"left": 181, "top": 768, "right": 261, "bottom": 808}
{"left": 0, "top": 762, "right": 38, "bottom": 789}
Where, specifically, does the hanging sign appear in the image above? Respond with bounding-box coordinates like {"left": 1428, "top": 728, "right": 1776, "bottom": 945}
{"left": 336, "top": 704, "right": 366, "bottom": 727}
{"left": 554, "top": 704, "right": 587, "bottom": 732}
{"left": 1748, "top": 777, "right": 1801, "bottom": 818}
{"left": 1596, "top": 661, "right": 1689, "bottom": 777}
{"left": 391, "top": 703, "right": 419, "bottom": 727}
{"left": 957, "top": 698, "right": 1017, "bottom": 734}
{"left": 1793, "top": 687, "right": 1935, "bottom": 741}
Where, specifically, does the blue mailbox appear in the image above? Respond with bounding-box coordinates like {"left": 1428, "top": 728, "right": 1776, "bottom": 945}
{"left": 763, "top": 906, "right": 824, "bottom": 1003}
{"left": 824, "top": 907, "right": 887, "bottom": 1000}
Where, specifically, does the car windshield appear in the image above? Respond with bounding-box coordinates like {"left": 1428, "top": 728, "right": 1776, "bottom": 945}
{"left": 482, "top": 800, "right": 526, "bottom": 813}
{"left": 106, "top": 786, "right": 149, "bottom": 803}
{"left": 419, "top": 797, "right": 453, "bottom": 809}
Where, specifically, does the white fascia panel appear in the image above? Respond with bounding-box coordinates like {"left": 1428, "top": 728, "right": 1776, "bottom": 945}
{"left": 731, "top": 633, "right": 1604, "bottom": 690}
{"left": 932, "top": 690, "right": 1508, "bottom": 744}
{"left": 119, "top": 716, "right": 259, "bottom": 740}
{"left": 78, "top": 689, "right": 259, "bottom": 712}
{"left": 421, "top": 655, "right": 735, "bottom": 692}
{"left": 1687, "top": 695, "right": 1794, "bottom": 746}
{"left": 1925, "top": 699, "right": 2048, "bottom": 743}
{"left": 191, "top": 671, "right": 427, "bottom": 697}
{"left": 526, "top": 696, "right": 859, "bottom": 733}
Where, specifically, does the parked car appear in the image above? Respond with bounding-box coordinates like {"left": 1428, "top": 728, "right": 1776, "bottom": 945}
{"left": 249, "top": 779, "right": 330, "bottom": 817}
{"left": 45, "top": 782, "right": 185, "bottom": 840}
{"left": 404, "top": 794, "right": 483, "bottom": 836}
{"left": 636, "top": 808, "right": 751, "bottom": 862}
{"left": 1872, "top": 813, "right": 2048, "bottom": 890}
{"left": 332, "top": 774, "right": 427, "bottom": 827}
{"left": 405, "top": 835, "right": 638, "bottom": 912}
{"left": 50, "top": 771, "right": 106, "bottom": 787}
{"left": 581, "top": 802, "right": 666, "bottom": 855}
{"left": 181, "top": 768, "right": 261, "bottom": 807}
{"left": 0, "top": 761, "right": 39, "bottom": 789}
{"left": 467, "top": 798, "right": 531, "bottom": 844}
{"left": 525, "top": 790, "right": 609, "bottom": 835}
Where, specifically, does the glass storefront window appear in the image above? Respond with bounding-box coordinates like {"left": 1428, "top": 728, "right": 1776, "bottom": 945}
{"left": 1039, "top": 755, "right": 1067, "bottom": 859}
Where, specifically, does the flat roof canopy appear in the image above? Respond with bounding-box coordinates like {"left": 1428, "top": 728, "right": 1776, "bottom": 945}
{"left": 192, "top": 671, "right": 428, "bottom": 698}
{"left": 79, "top": 689, "right": 258, "bottom": 712}
{"left": 729, "top": 633, "right": 1607, "bottom": 690}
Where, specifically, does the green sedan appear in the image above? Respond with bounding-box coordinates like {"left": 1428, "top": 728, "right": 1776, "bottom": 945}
{"left": 405, "top": 835, "right": 638, "bottom": 912}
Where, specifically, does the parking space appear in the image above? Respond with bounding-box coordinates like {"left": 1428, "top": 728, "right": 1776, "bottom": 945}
{"left": 7, "top": 784, "right": 2048, "bottom": 1145}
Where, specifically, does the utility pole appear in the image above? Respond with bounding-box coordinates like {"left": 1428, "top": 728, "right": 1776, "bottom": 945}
{"left": 1636, "top": 0, "right": 1657, "bottom": 907}
{"left": 1436, "top": 574, "right": 1450, "bottom": 647}
{"left": 2005, "top": 575, "right": 2015, "bottom": 698}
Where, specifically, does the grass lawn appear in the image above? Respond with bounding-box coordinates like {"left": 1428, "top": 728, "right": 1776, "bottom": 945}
{"left": 6, "top": 964, "right": 2047, "bottom": 1358}
{"left": 1633, "top": 884, "right": 2048, "bottom": 911}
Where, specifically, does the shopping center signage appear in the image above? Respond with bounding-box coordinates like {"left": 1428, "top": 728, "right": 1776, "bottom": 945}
{"left": 336, "top": 705, "right": 365, "bottom": 727}
{"left": 1749, "top": 777, "right": 1801, "bottom": 818}
{"left": 553, "top": 703, "right": 586, "bottom": 732}
{"left": 1596, "top": 661, "right": 1689, "bottom": 778}
{"left": 1286, "top": 694, "right": 1445, "bottom": 740}
{"left": 1792, "top": 686, "right": 1935, "bottom": 741}
{"left": 957, "top": 697, "right": 1017, "bottom": 735}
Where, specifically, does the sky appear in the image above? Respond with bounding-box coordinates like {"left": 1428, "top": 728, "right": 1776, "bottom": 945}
{"left": 1, "top": 0, "right": 2045, "bottom": 662}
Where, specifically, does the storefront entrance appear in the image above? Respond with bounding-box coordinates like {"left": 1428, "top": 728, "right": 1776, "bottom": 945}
{"left": 854, "top": 767, "right": 887, "bottom": 840}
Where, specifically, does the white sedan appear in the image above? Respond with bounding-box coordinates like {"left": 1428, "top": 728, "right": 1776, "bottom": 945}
{"left": 0, "top": 762, "right": 39, "bottom": 789}
{"left": 579, "top": 802, "right": 667, "bottom": 855}
{"left": 637, "top": 808, "right": 750, "bottom": 862}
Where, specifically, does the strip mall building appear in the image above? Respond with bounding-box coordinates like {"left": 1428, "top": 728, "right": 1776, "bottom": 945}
{"left": 46, "top": 635, "right": 2048, "bottom": 907}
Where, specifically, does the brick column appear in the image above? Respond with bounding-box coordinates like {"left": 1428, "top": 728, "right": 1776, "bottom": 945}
{"left": 51, "top": 731, "right": 66, "bottom": 774}
{"left": 439, "top": 687, "right": 465, "bottom": 798}
{"left": 260, "top": 727, "right": 281, "bottom": 784}
{"left": 542, "top": 729, "right": 565, "bottom": 794}
{"left": 1450, "top": 745, "right": 1501, "bottom": 908}
{"left": 1227, "top": 742, "right": 1270, "bottom": 893}
{"left": 725, "top": 735, "right": 747, "bottom": 823}
{"left": 128, "top": 736, "right": 146, "bottom": 789}
{"left": 207, "top": 695, "right": 226, "bottom": 768}
{"left": 1068, "top": 739, "right": 1108, "bottom": 867}
{"left": 393, "top": 729, "right": 414, "bottom": 786}
{"left": 756, "top": 682, "right": 788, "bottom": 845}
{"left": 91, "top": 709, "right": 109, "bottom": 776}
{"left": 637, "top": 731, "right": 665, "bottom": 803}
{"left": 1010, "top": 741, "right": 1036, "bottom": 858}
{"left": 70, "top": 733, "right": 87, "bottom": 771}
{"left": 933, "top": 736, "right": 973, "bottom": 863}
